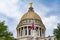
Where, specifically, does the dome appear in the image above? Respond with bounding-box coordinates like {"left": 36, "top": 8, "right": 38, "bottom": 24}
{"left": 21, "top": 10, "right": 41, "bottom": 21}
{"left": 17, "top": 3, "right": 46, "bottom": 29}
{"left": 21, "top": 3, "right": 41, "bottom": 21}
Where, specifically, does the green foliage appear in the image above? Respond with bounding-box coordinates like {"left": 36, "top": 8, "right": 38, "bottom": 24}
{"left": 0, "top": 21, "right": 14, "bottom": 40}
{"left": 53, "top": 23, "right": 60, "bottom": 40}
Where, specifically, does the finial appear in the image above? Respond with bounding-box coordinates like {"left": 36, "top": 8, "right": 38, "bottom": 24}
{"left": 29, "top": 2, "right": 32, "bottom": 7}
{"left": 29, "top": 2, "right": 34, "bottom": 11}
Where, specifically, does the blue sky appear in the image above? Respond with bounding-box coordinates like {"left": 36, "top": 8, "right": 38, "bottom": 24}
{"left": 0, "top": 0, "right": 60, "bottom": 37}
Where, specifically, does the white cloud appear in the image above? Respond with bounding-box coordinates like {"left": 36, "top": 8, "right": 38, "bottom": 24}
{"left": 42, "top": 16, "right": 58, "bottom": 29}
{"left": 0, "top": 0, "right": 22, "bottom": 19}
{"left": 42, "top": 16, "right": 59, "bottom": 36}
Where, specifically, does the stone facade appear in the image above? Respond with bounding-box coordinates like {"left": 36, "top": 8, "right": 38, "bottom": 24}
{"left": 16, "top": 3, "right": 56, "bottom": 40}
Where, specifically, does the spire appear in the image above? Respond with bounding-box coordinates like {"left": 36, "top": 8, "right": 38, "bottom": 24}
{"left": 29, "top": 2, "right": 34, "bottom": 12}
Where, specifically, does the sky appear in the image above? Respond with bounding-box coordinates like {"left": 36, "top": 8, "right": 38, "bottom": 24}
{"left": 0, "top": 0, "right": 60, "bottom": 38}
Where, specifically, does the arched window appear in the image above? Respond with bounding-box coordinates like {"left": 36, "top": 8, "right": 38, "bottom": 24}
{"left": 28, "top": 29, "right": 31, "bottom": 35}
{"left": 28, "top": 26, "right": 31, "bottom": 35}
{"left": 21, "top": 27, "right": 23, "bottom": 36}
{"left": 40, "top": 28, "right": 41, "bottom": 37}
{"left": 36, "top": 27, "right": 39, "bottom": 36}
{"left": 19, "top": 28, "right": 20, "bottom": 36}
{"left": 35, "top": 27, "right": 38, "bottom": 31}
{"left": 24, "top": 27, "right": 27, "bottom": 35}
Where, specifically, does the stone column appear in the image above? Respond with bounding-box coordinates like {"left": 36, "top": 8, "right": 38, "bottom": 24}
{"left": 20, "top": 28, "right": 21, "bottom": 36}
{"left": 23, "top": 27, "right": 25, "bottom": 36}
{"left": 43, "top": 29, "right": 45, "bottom": 37}
{"left": 42, "top": 29, "right": 45, "bottom": 38}
{"left": 23, "top": 27, "right": 24, "bottom": 35}
{"left": 41, "top": 28, "right": 43, "bottom": 38}
{"left": 37, "top": 27, "right": 39, "bottom": 36}
{"left": 18, "top": 28, "right": 19, "bottom": 37}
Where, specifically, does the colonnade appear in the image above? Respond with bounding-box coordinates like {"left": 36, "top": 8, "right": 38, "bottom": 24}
{"left": 17, "top": 26, "right": 45, "bottom": 37}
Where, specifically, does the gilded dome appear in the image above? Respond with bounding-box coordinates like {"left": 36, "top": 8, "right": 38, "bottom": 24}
{"left": 21, "top": 3, "right": 41, "bottom": 21}
{"left": 17, "top": 3, "right": 46, "bottom": 29}
{"left": 21, "top": 10, "right": 41, "bottom": 21}
{"left": 20, "top": 3, "right": 41, "bottom": 21}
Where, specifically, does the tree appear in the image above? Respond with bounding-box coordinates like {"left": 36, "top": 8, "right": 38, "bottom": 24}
{"left": 53, "top": 23, "right": 60, "bottom": 40}
{"left": 0, "top": 21, "right": 14, "bottom": 40}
